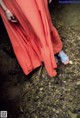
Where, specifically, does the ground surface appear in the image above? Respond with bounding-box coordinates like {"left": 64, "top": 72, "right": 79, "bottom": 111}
{"left": 0, "top": 3, "right": 80, "bottom": 118}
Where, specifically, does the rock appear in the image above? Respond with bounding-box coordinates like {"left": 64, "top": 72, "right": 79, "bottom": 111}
{"left": 76, "top": 81, "right": 80, "bottom": 86}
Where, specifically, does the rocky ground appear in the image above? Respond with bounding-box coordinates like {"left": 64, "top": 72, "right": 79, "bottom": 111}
{"left": 0, "top": 2, "right": 80, "bottom": 118}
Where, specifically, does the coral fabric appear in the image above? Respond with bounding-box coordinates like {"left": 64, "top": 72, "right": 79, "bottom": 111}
{"left": 0, "top": 0, "right": 62, "bottom": 77}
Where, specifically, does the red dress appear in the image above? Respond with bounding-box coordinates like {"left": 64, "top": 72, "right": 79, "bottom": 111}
{"left": 0, "top": 0, "right": 62, "bottom": 77}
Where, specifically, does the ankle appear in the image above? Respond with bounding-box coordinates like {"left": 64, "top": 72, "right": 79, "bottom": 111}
{"left": 58, "top": 50, "right": 64, "bottom": 57}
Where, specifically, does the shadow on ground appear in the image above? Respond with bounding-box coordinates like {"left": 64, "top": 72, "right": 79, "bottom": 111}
{"left": 0, "top": 3, "right": 80, "bottom": 118}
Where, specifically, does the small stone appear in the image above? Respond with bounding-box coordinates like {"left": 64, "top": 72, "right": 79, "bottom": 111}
{"left": 56, "top": 110, "right": 59, "bottom": 114}
{"left": 67, "top": 88, "right": 71, "bottom": 91}
{"left": 76, "top": 81, "right": 80, "bottom": 85}
{"left": 69, "top": 60, "right": 73, "bottom": 64}
{"left": 39, "top": 88, "right": 43, "bottom": 91}
{"left": 52, "top": 108, "right": 56, "bottom": 112}
{"left": 63, "top": 81, "right": 66, "bottom": 83}
{"left": 69, "top": 97, "right": 73, "bottom": 102}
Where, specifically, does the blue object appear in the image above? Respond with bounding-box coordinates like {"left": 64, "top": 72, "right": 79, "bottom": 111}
{"left": 59, "top": 0, "right": 80, "bottom": 4}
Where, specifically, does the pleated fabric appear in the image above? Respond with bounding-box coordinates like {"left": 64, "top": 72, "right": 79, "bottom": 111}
{"left": 0, "top": 0, "right": 62, "bottom": 77}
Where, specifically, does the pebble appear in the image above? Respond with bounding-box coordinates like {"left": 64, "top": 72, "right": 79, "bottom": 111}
{"left": 76, "top": 81, "right": 80, "bottom": 85}
{"left": 56, "top": 110, "right": 59, "bottom": 114}
{"left": 39, "top": 88, "right": 43, "bottom": 91}
{"left": 69, "top": 60, "right": 73, "bottom": 64}
{"left": 52, "top": 108, "right": 56, "bottom": 112}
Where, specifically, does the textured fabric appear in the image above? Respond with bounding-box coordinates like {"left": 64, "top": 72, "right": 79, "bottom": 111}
{"left": 0, "top": 0, "right": 62, "bottom": 77}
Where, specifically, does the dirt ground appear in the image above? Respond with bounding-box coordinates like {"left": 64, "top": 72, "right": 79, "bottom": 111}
{"left": 0, "top": 3, "right": 80, "bottom": 118}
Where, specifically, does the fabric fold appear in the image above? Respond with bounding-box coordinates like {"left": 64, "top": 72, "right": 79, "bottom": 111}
{"left": 0, "top": 0, "right": 62, "bottom": 77}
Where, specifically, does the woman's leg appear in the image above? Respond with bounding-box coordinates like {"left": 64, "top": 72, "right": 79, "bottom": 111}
{"left": 43, "top": 0, "right": 69, "bottom": 64}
